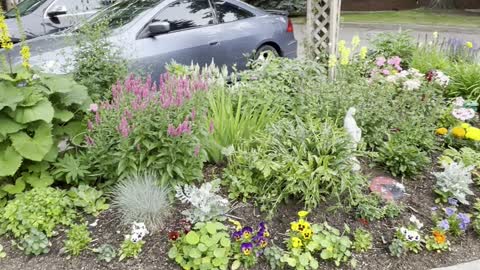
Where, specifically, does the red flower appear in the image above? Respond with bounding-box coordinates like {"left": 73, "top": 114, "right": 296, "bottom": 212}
{"left": 168, "top": 231, "right": 180, "bottom": 241}
{"left": 358, "top": 218, "right": 369, "bottom": 226}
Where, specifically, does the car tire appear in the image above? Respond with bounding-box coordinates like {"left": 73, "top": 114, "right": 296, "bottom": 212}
{"left": 255, "top": 45, "right": 279, "bottom": 60}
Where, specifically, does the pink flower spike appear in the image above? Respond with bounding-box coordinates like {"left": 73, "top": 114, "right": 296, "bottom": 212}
{"left": 376, "top": 57, "right": 386, "bottom": 67}
{"left": 87, "top": 120, "right": 94, "bottom": 131}
{"left": 85, "top": 135, "right": 95, "bottom": 146}
{"left": 95, "top": 111, "right": 101, "bottom": 125}
{"left": 118, "top": 117, "right": 130, "bottom": 138}
{"left": 89, "top": 103, "right": 98, "bottom": 113}
{"left": 194, "top": 145, "right": 200, "bottom": 157}
{"left": 388, "top": 56, "right": 402, "bottom": 66}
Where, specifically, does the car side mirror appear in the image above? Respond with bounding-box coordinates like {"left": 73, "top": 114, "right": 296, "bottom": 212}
{"left": 148, "top": 21, "right": 170, "bottom": 36}
{"left": 47, "top": 5, "right": 68, "bottom": 18}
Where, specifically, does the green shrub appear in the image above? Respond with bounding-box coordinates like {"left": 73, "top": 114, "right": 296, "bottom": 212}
{"left": 84, "top": 73, "right": 210, "bottom": 186}
{"left": 64, "top": 223, "right": 92, "bottom": 256}
{"left": 225, "top": 118, "right": 364, "bottom": 215}
{"left": 0, "top": 187, "right": 77, "bottom": 238}
{"left": 111, "top": 173, "right": 171, "bottom": 230}
{"left": 72, "top": 19, "right": 127, "bottom": 101}
{"left": 411, "top": 46, "right": 451, "bottom": 73}
{"left": 52, "top": 153, "right": 93, "bottom": 185}
{"left": 446, "top": 62, "right": 480, "bottom": 100}
{"left": 371, "top": 31, "right": 416, "bottom": 65}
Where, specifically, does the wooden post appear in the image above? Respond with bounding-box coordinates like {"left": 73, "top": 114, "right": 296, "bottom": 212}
{"left": 306, "top": 0, "right": 342, "bottom": 80}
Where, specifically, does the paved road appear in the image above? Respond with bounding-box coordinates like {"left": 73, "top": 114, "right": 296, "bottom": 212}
{"left": 293, "top": 23, "right": 480, "bottom": 57}
{"left": 432, "top": 260, "right": 480, "bottom": 270}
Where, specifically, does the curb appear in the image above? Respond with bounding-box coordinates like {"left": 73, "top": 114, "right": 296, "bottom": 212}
{"left": 340, "top": 22, "right": 480, "bottom": 33}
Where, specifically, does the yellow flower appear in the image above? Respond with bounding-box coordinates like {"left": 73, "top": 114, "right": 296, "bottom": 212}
{"left": 298, "top": 211, "right": 309, "bottom": 218}
{"left": 466, "top": 41, "right": 473, "bottom": 49}
{"left": 461, "top": 123, "right": 471, "bottom": 129}
{"left": 328, "top": 54, "right": 337, "bottom": 68}
{"left": 291, "top": 222, "right": 299, "bottom": 232}
{"left": 465, "top": 127, "right": 480, "bottom": 141}
{"left": 0, "top": 8, "right": 13, "bottom": 51}
{"left": 340, "top": 48, "right": 351, "bottom": 66}
{"left": 452, "top": 127, "right": 466, "bottom": 139}
{"left": 433, "top": 31, "right": 438, "bottom": 39}
{"left": 359, "top": 46, "right": 368, "bottom": 60}
{"left": 20, "top": 45, "right": 31, "bottom": 69}
{"left": 302, "top": 228, "right": 313, "bottom": 240}
{"left": 435, "top": 128, "right": 448, "bottom": 136}
{"left": 297, "top": 219, "right": 311, "bottom": 232}
{"left": 291, "top": 237, "right": 303, "bottom": 248}
{"left": 351, "top": 35, "right": 360, "bottom": 49}
{"left": 338, "top": 40, "right": 346, "bottom": 54}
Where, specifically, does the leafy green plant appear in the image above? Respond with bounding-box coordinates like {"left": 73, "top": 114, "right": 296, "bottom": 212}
{"left": 371, "top": 31, "right": 416, "bottom": 65}
{"left": 264, "top": 244, "right": 286, "bottom": 270}
{"left": 93, "top": 244, "right": 117, "bottom": 262}
{"left": 433, "top": 161, "right": 474, "bottom": 205}
{"left": 68, "top": 184, "right": 109, "bottom": 216}
{"left": 388, "top": 238, "right": 405, "bottom": 257}
{"left": 112, "top": 173, "right": 171, "bottom": 230}
{"left": 0, "top": 71, "right": 90, "bottom": 196}
{"left": 168, "top": 221, "right": 232, "bottom": 270}
{"left": 119, "top": 237, "right": 144, "bottom": 261}
{"left": 0, "top": 187, "right": 77, "bottom": 237}
{"left": 84, "top": 73, "right": 210, "bottom": 187}
{"left": 225, "top": 118, "right": 364, "bottom": 215}
{"left": 354, "top": 193, "right": 403, "bottom": 221}
{"left": 72, "top": 19, "right": 127, "bottom": 101}
{"left": 446, "top": 62, "right": 480, "bottom": 101}
{"left": 375, "top": 134, "right": 431, "bottom": 178}
{"left": 353, "top": 228, "right": 373, "bottom": 252}
{"left": 205, "top": 85, "right": 280, "bottom": 162}
{"left": 64, "top": 223, "right": 92, "bottom": 256}
{"left": 314, "top": 223, "right": 353, "bottom": 266}
{"left": 52, "top": 154, "right": 92, "bottom": 185}
{"left": 20, "top": 229, "right": 50, "bottom": 256}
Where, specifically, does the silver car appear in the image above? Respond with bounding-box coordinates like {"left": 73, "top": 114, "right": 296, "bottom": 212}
{"left": 7, "top": 0, "right": 297, "bottom": 76}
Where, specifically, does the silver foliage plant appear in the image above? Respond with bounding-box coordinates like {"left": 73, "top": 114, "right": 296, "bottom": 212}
{"left": 175, "top": 179, "right": 229, "bottom": 223}
{"left": 112, "top": 173, "right": 171, "bottom": 230}
{"left": 433, "top": 161, "right": 474, "bottom": 205}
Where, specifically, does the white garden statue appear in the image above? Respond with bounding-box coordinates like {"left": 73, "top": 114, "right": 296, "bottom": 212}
{"left": 344, "top": 107, "right": 362, "bottom": 171}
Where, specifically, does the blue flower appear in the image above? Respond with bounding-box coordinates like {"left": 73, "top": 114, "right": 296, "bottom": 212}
{"left": 445, "top": 207, "right": 455, "bottom": 217}
{"left": 431, "top": 206, "right": 438, "bottom": 211}
{"left": 439, "top": 219, "right": 450, "bottom": 231}
{"left": 457, "top": 213, "right": 471, "bottom": 231}
{"left": 448, "top": 198, "right": 459, "bottom": 206}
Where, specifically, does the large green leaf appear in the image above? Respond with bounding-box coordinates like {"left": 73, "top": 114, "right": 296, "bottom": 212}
{"left": 0, "top": 81, "right": 25, "bottom": 111}
{"left": 24, "top": 171, "right": 54, "bottom": 188}
{"left": 42, "top": 74, "right": 79, "bottom": 93}
{"left": 0, "top": 113, "right": 25, "bottom": 136}
{"left": 0, "top": 144, "right": 23, "bottom": 176}
{"left": 12, "top": 99, "right": 54, "bottom": 124}
{"left": 10, "top": 123, "right": 53, "bottom": 161}
{"left": 53, "top": 108, "right": 74, "bottom": 122}
{"left": 2, "top": 178, "right": 26, "bottom": 194}
{"left": 19, "top": 87, "right": 44, "bottom": 107}
{"left": 58, "top": 87, "right": 90, "bottom": 107}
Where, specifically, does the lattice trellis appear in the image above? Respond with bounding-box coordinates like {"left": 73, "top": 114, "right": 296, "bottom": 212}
{"left": 306, "top": 0, "right": 342, "bottom": 78}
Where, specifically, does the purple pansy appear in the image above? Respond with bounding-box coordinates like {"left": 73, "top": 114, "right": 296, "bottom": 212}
{"left": 448, "top": 198, "right": 459, "bottom": 206}
{"left": 232, "top": 231, "right": 242, "bottom": 241}
{"left": 445, "top": 207, "right": 456, "bottom": 217}
{"left": 242, "top": 226, "right": 253, "bottom": 239}
{"left": 241, "top": 242, "right": 253, "bottom": 256}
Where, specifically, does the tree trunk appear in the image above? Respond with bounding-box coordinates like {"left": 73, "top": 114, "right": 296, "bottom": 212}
{"left": 429, "top": 0, "right": 456, "bottom": 9}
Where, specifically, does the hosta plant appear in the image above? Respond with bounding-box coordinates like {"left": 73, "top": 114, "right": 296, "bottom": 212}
{"left": 175, "top": 179, "right": 230, "bottom": 223}
{"left": 84, "top": 73, "right": 211, "bottom": 186}
{"left": 433, "top": 161, "right": 474, "bottom": 205}
{"left": 168, "top": 221, "right": 232, "bottom": 270}
{"left": 64, "top": 223, "right": 92, "bottom": 256}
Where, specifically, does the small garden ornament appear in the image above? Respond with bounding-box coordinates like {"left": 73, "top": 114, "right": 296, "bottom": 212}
{"left": 344, "top": 107, "right": 362, "bottom": 171}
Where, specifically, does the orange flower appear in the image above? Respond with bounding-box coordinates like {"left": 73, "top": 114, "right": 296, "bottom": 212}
{"left": 433, "top": 230, "right": 446, "bottom": 244}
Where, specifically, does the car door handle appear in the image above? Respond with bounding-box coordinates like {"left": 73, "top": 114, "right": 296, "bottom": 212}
{"left": 209, "top": 41, "right": 219, "bottom": 46}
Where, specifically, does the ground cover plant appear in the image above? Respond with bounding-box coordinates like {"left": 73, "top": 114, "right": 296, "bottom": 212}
{"left": 3, "top": 10, "right": 480, "bottom": 270}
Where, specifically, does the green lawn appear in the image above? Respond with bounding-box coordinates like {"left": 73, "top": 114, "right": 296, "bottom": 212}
{"left": 292, "top": 9, "right": 480, "bottom": 28}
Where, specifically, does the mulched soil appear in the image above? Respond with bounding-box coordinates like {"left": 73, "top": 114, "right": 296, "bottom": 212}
{"left": 1, "top": 162, "right": 480, "bottom": 270}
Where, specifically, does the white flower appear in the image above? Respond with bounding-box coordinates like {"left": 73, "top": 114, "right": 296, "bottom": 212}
{"left": 452, "top": 108, "right": 475, "bottom": 121}
{"left": 130, "top": 222, "right": 149, "bottom": 243}
{"left": 409, "top": 215, "right": 424, "bottom": 229}
{"left": 453, "top": 97, "right": 465, "bottom": 107}
{"left": 386, "top": 75, "right": 398, "bottom": 83}
{"left": 403, "top": 79, "right": 422, "bottom": 90}
{"left": 434, "top": 71, "right": 450, "bottom": 87}
{"left": 400, "top": 227, "right": 421, "bottom": 242}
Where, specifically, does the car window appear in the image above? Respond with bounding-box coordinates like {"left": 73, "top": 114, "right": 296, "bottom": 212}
{"left": 213, "top": 1, "right": 254, "bottom": 23}
{"left": 154, "top": 0, "right": 215, "bottom": 33}
{"left": 46, "top": 0, "right": 107, "bottom": 14}
{"left": 4, "top": 0, "right": 48, "bottom": 18}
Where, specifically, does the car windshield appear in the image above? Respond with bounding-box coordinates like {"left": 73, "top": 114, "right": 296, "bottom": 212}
{"left": 4, "top": 0, "right": 48, "bottom": 18}
{"left": 84, "top": 0, "right": 160, "bottom": 30}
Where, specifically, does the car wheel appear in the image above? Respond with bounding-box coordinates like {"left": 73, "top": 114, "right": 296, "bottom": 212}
{"left": 255, "top": 45, "right": 279, "bottom": 60}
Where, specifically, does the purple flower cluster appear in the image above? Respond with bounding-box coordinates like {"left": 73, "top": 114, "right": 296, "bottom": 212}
{"left": 233, "top": 222, "right": 269, "bottom": 257}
